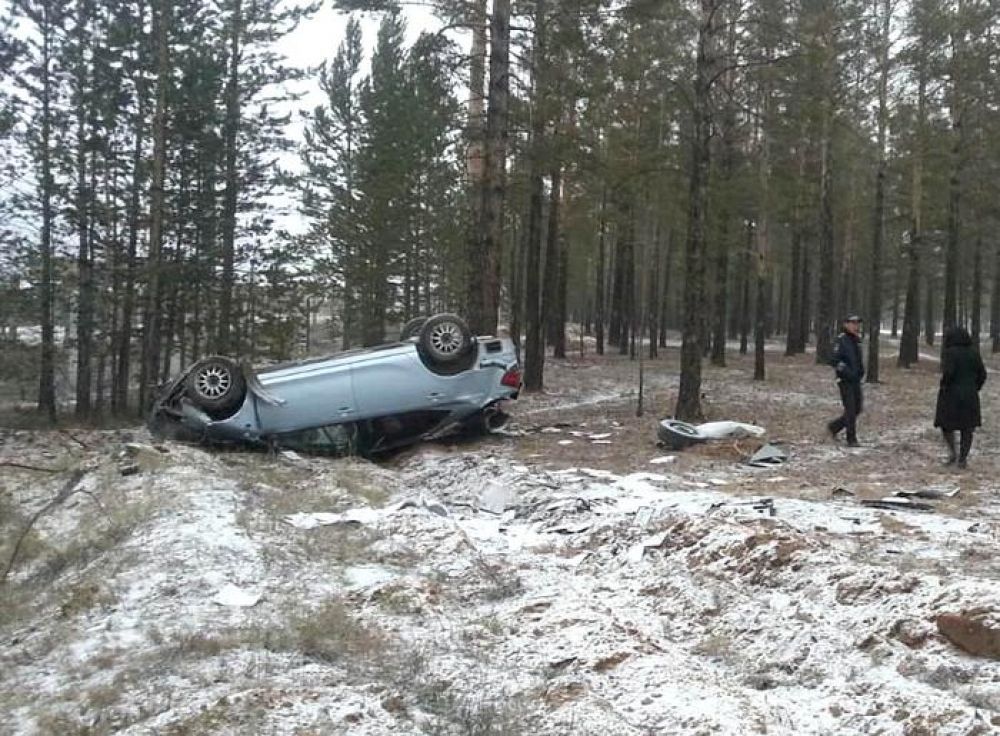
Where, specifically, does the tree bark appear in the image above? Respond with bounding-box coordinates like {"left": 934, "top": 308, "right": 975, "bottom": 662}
{"left": 470, "top": 0, "right": 510, "bottom": 335}
{"left": 675, "top": 0, "right": 719, "bottom": 421}
{"left": 217, "top": 0, "right": 241, "bottom": 354}
{"left": 866, "top": 0, "right": 891, "bottom": 383}
{"left": 37, "top": 0, "right": 57, "bottom": 423}
{"left": 595, "top": 188, "right": 607, "bottom": 355}
{"left": 138, "top": 0, "right": 171, "bottom": 411}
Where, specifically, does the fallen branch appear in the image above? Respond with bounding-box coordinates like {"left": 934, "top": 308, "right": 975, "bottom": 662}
{"left": 0, "top": 461, "right": 61, "bottom": 473}
{"left": 59, "top": 430, "right": 89, "bottom": 449}
{"left": 1, "top": 469, "right": 86, "bottom": 586}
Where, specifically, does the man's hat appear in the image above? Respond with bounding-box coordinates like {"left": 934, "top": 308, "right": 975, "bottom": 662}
{"left": 843, "top": 314, "right": 862, "bottom": 323}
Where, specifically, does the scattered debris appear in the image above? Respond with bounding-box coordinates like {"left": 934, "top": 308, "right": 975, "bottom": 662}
{"left": 213, "top": 584, "right": 261, "bottom": 607}
{"left": 696, "top": 421, "right": 766, "bottom": 439}
{"left": 707, "top": 498, "right": 776, "bottom": 516}
{"left": 558, "top": 439, "right": 574, "bottom": 446}
{"left": 478, "top": 481, "right": 515, "bottom": 514}
{"left": 860, "top": 498, "right": 935, "bottom": 513}
{"left": 832, "top": 487, "right": 856, "bottom": 499}
{"left": 588, "top": 432, "right": 612, "bottom": 440}
{"left": 649, "top": 456, "right": 676, "bottom": 465}
{"left": 894, "top": 487, "right": 960, "bottom": 500}
{"left": 747, "top": 444, "right": 789, "bottom": 468}
{"left": 657, "top": 419, "right": 705, "bottom": 450}
{"left": 280, "top": 449, "right": 305, "bottom": 463}
{"left": 119, "top": 463, "right": 140, "bottom": 477}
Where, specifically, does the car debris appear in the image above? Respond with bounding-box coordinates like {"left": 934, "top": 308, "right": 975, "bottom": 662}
{"left": 213, "top": 584, "right": 262, "bottom": 607}
{"left": 707, "top": 497, "right": 776, "bottom": 516}
{"left": 860, "top": 497, "right": 936, "bottom": 513}
{"left": 696, "top": 421, "right": 766, "bottom": 439}
{"left": 832, "top": 486, "right": 856, "bottom": 499}
{"left": 148, "top": 313, "right": 520, "bottom": 456}
{"left": 747, "top": 443, "right": 789, "bottom": 468}
{"left": 649, "top": 456, "right": 676, "bottom": 465}
{"left": 657, "top": 419, "right": 767, "bottom": 451}
{"left": 894, "top": 487, "right": 959, "bottom": 500}
{"left": 478, "top": 481, "right": 515, "bottom": 515}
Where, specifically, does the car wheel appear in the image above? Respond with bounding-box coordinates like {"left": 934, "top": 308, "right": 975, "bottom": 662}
{"left": 399, "top": 316, "right": 428, "bottom": 341}
{"left": 657, "top": 419, "right": 705, "bottom": 450}
{"left": 418, "top": 314, "right": 473, "bottom": 367}
{"left": 184, "top": 357, "right": 247, "bottom": 416}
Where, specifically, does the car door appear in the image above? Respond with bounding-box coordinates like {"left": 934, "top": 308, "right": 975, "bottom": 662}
{"left": 352, "top": 348, "right": 441, "bottom": 419}
{"left": 254, "top": 357, "right": 357, "bottom": 434}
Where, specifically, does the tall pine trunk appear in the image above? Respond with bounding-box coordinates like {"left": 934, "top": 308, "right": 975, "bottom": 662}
{"left": 138, "top": 0, "right": 171, "bottom": 411}
{"left": 37, "top": 0, "right": 57, "bottom": 423}
{"left": 866, "top": 0, "right": 890, "bottom": 383}
{"left": 217, "top": 0, "right": 241, "bottom": 354}
{"left": 675, "top": 0, "right": 718, "bottom": 421}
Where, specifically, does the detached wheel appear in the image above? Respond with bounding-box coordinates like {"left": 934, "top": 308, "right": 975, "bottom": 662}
{"left": 185, "top": 357, "right": 246, "bottom": 416}
{"left": 399, "top": 316, "right": 428, "bottom": 341}
{"left": 657, "top": 419, "right": 705, "bottom": 450}
{"left": 418, "top": 314, "right": 473, "bottom": 369}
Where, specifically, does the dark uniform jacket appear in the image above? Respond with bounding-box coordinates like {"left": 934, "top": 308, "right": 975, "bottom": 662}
{"left": 934, "top": 342, "right": 987, "bottom": 430}
{"left": 832, "top": 332, "right": 864, "bottom": 383}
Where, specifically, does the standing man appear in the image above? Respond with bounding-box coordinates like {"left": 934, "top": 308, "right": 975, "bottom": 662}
{"left": 827, "top": 315, "right": 865, "bottom": 447}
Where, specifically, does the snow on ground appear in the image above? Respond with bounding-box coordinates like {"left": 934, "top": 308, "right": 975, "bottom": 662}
{"left": 2, "top": 423, "right": 999, "bottom": 736}
{"left": 3, "top": 343, "right": 1000, "bottom": 734}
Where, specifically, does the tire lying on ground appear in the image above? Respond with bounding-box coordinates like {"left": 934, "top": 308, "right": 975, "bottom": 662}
{"left": 657, "top": 419, "right": 706, "bottom": 450}
{"left": 417, "top": 313, "right": 475, "bottom": 374}
{"left": 399, "top": 316, "right": 428, "bottom": 341}
{"left": 184, "top": 356, "right": 247, "bottom": 417}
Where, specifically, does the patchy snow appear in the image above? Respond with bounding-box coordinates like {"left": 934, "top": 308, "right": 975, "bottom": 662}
{"left": 2, "top": 430, "right": 999, "bottom": 735}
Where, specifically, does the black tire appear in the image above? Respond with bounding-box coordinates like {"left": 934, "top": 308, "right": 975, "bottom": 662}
{"left": 418, "top": 314, "right": 474, "bottom": 367}
{"left": 399, "top": 316, "right": 428, "bottom": 341}
{"left": 184, "top": 357, "right": 247, "bottom": 416}
{"left": 657, "top": 419, "right": 705, "bottom": 450}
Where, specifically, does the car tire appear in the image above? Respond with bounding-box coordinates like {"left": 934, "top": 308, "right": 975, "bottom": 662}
{"left": 399, "top": 316, "right": 428, "bottom": 341}
{"left": 657, "top": 419, "right": 705, "bottom": 450}
{"left": 418, "top": 314, "right": 474, "bottom": 372}
{"left": 184, "top": 357, "right": 247, "bottom": 416}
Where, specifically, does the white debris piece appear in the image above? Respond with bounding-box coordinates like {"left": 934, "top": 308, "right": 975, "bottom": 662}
{"left": 558, "top": 439, "right": 574, "bottom": 446}
{"left": 213, "top": 584, "right": 261, "bottom": 607}
{"left": 695, "top": 421, "right": 766, "bottom": 439}
{"left": 649, "top": 456, "right": 676, "bottom": 465}
{"left": 283, "top": 507, "right": 382, "bottom": 529}
{"left": 588, "top": 432, "right": 612, "bottom": 440}
{"left": 478, "top": 481, "right": 515, "bottom": 514}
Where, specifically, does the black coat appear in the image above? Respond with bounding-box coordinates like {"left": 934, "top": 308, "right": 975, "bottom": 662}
{"left": 832, "top": 332, "right": 864, "bottom": 383}
{"left": 934, "top": 344, "right": 987, "bottom": 430}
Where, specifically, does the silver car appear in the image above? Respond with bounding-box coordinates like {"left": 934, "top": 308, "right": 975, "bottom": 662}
{"left": 149, "top": 314, "right": 521, "bottom": 454}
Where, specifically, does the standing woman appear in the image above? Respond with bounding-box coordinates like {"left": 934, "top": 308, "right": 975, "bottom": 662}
{"left": 934, "top": 326, "right": 987, "bottom": 468}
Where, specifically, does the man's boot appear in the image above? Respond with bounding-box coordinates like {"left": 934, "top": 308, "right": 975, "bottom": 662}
{"left": 943, "top": 430, "right": 957, "bottom": 466}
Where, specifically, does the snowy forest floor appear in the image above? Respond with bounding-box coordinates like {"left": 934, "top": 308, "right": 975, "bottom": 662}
{"left": 2, "top": 340, "right": 1000, "bottom": 735}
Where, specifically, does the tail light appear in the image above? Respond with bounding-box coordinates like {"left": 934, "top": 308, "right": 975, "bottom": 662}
{"left": 501, "top": 367, "right": 522, "bottom": 389}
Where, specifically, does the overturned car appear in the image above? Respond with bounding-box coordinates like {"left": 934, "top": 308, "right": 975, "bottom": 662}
{"left": 149, "top": 314, "right": 521, "bottom": 455}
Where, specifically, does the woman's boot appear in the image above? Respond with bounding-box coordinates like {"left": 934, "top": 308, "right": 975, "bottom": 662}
{"left": 958, "top": 430, "right": 973, "bottom": 469}
{"left": 943, "top": 430, "right": 957, "bottom": 465}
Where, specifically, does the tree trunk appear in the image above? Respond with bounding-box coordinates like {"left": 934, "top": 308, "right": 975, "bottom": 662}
{"left": 138, "top": 0, "right": 171, "bottom": 411}
{"left": 675, "top": 0, "right": 718, "bottom": 421}
{"left": 543, "top": 163, "right": 563, "bottom": 352}
{"left": 815, "top": 111, "right": 835, "bottom": 364}
{"left": 37, "top": 2, "right": 57, "bottom": 423}
{"left": 74, "top": 0, "right": 94, "bottom": 418}
{"left": 739, "top": 221, "right": 752, "bottom": 355}
{"left": 595, "top": 189, "right": 607, "bottom": 355}
{"left": 469, "top": 0, "right": 510, "bottom": 335}
{"left": 465, "top": 0, "right": 487, "bottom": 326}
{"left": 971, "top": 236, "right": 982, "bottom": 348}
{"left": 659, "top": 228, "right": 672, "bottom": 347}
{"left": 217, "top": 0, "right": 241, "bottom": 354}
{"left": 521, "top": 0, "right": 546, "bottom": 391}
{"left": 866, "top": 0, "right": 891, "bottom": 383}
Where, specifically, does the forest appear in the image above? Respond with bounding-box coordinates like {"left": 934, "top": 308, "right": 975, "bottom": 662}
{"left": 1, "top": 0, "right": 998, "bottom": 423}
